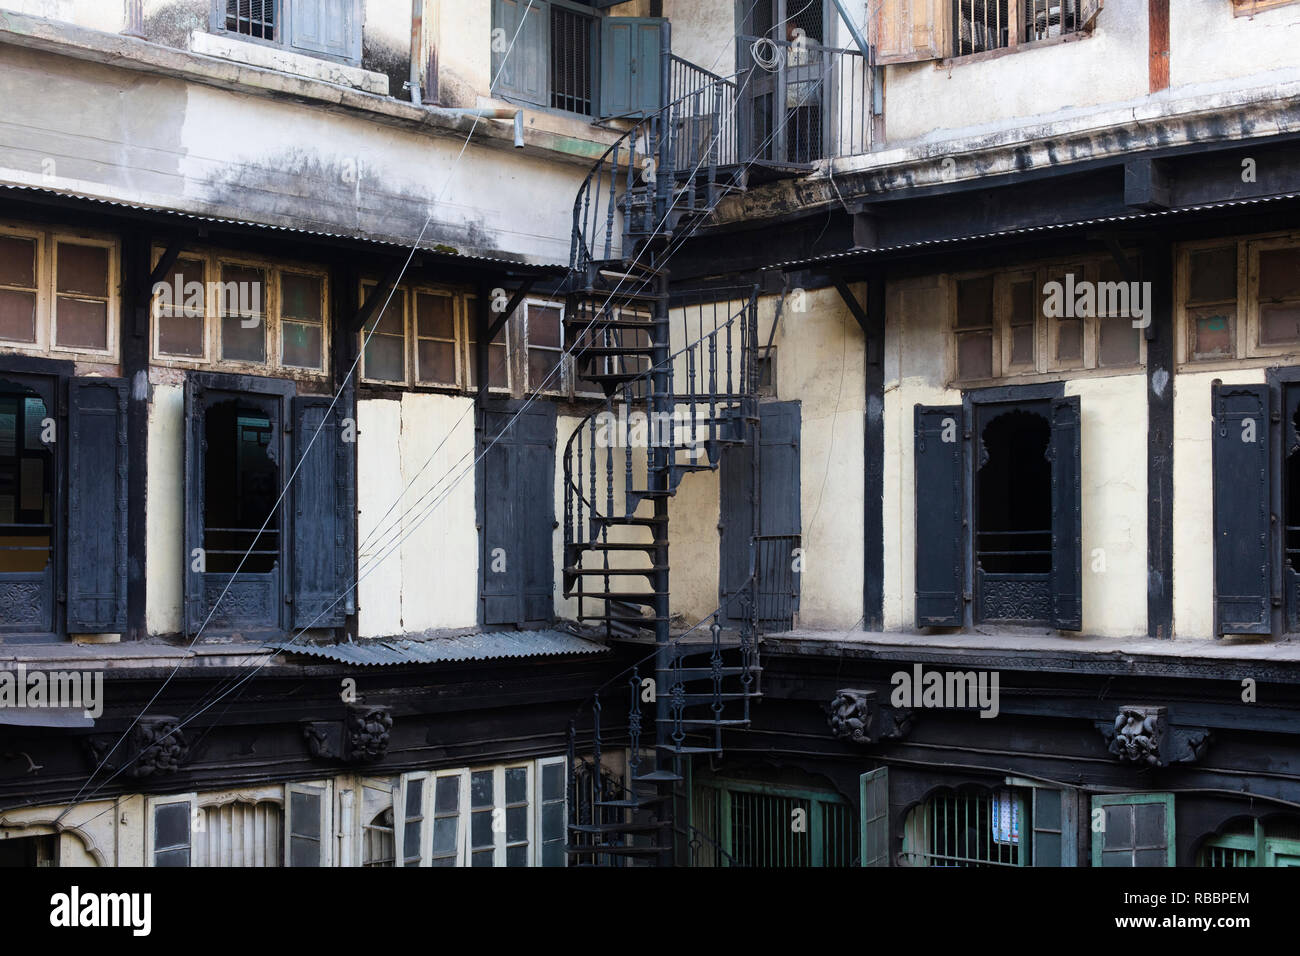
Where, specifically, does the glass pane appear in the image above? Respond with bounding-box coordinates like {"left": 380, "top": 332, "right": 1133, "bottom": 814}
{"left": 1098, "top": 318, "right": 1140, "bottom": 367}
{"left": 1260, "top": 304, "right": 1300, "bottom": 345}
{"left": 222, "top": 314, "right": 266, "bottom": 363}
{"left": 542, "top": 762, "right": 563, "bottom": 801}
{"left": 529, "top": 348, "right": 557, "bottom": 390}
{"left": 1190, "top": 308, "right": 1233, "bottom": 358}
{"left": 158, "top": 313, "right": 204, "bottom": 357}
{"left": 281, "top": 320, "right": 322, "bottom": 369}
{"left": 1103, "top": 806, "right": 1132, "bottom": 850}
{"left": 0, "top": 289, "right": 36, "bottom": 343}
{"left": 1188, "top": 246, "right": 1236, "bottom": 303}
{"left": 529, "top": 305, "right": 562, "bottom": 347}
{"left": 366, "top": 293, "right": 404, "bottom": 336}
{"left": 1134, "top": 802, "right": 1166, "bottom": 846}
{"left": 0, "top": 236, "right": 36, "bottom": 288}
{"left": 471, "top": 850, "right": 494, "bottom": 867}
{"left": 956, "top": 331, "right": 992, "bottom": 379}
{"left": 506, "top": 844, "right": 528, "bottom": 867}
{"left": 506, "top": 805, "right": 527, "bottom": 843}
{"left": 1134, "top": 848, "right": 1167, "bottom": 866}
{"left": 956, "top": 277, "right": 994, "bottom": 329}
{"left": 290, "top": 835, "right": 319, "bottom": 867}
{"left": 505, "top": 767, "right": 528, "bottom": 804}
{"left": 55, "top": 297, "right": 108, "bottom": 350}
{"left": 281, "top": 272, "right": 322, "bottom": 320}
{"left": 56, "top": 243, "right": 108, "bottom": 297}
{"left": 1009, "top": 323, "right": 1034, "bottom": 367}
{"left": 542, "top": 802, "right": 563, "bottom": 841}
{"left": 364, "top": 334, "right": 404, "bottom": 382}
{"left": 405, "top": 778, "right": 424, "bottom": 817}
{"left": 1010, "top": 279, "right": 1036, "bottom": 326}
{"left": 471, "top": 811, "right": 493, "bottom": 849}
{"left": 417, "top": 339, "right": 457, "bottom": 384}
{"left": 542, "top": 840, "right": 563, "bottom": 867}
{"left": 155, "top": 847, "right": 190, "bottom": 867}
{"left": 432, "top": 857, "right": 456, "bottom": 867}
{"left": 403, "top": 822, "right": 421, "bottom": 864}
{"left": 432, "top": 818, "right": 458, "bottom": 855}
{"left": 1056, "top": 319, "right": 1082, "bottom": 362}
{"left": 1101, "top": 849, "right": 1132, "bottom": 867}
{"left": 471, "top": 770, "right": 494, "bottom": 808}
{"left": 416, "top": 292, "right": 456, "bottom": 339}
{"left": 1259, "top": 247, "right": 1300, "bottom": 301}
{"left": 154, "top": 803, "right": 190, "bottom": 849}
{"left": 435, "top": 776, "right": 460, "bottom": 813}
{"left": 291, "top": 791, "right": 321, "bottom": 840}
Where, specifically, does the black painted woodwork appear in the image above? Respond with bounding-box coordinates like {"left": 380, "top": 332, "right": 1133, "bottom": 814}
{"left": 1212, "top": 382, "right": 1271, "bottom": 636}
{"left": 914, "top": 404, "right": 964, "bottom": 626}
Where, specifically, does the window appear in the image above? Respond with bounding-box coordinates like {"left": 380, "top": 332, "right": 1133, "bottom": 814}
{"left": 0, "top": 833, "right": 57, "bottom": 867}
{"left": 198, "top": 800, "right": 284, "bottom": 866}
{"left": 152, "top": 250, "right": 328, "bottom": 374}
{"left": 213, "top": 0, "right": 361, "bottom": 65}
{"left": 0, "top": 224, "right": 118, "bottom": 360}
{"left": 150, "top": 786, "right": 325, "bottom": 866}
{"left": 361, "top": 283, "right": 500, "bottom": 391}
{"left": 692, "top": 775, "right": 858, "bottom": 867}
{"left": 1232, "top": 0, "right": 1300, "bottom": 15}
{"left": 522, "top": 299, "right": 564, "bottom": 394}
{"left": 901, "top": 786, "right": 1028, "bottom": 867}
{"left": 286, "top": 782, "right": 329, "bottom": 867}
{"left": 148, "top": 795, "right": 197, "bottom": 867}
{"left": 1198, "top": 816, "right": 1300, "bottom": 867}
{"left": 1090, "top": 793, "right": 1175, "bottom": 866}
{"left": 874, "top": 0, "right": 1099, "bottom": 64}
{"left": 182, "top": 375, "right": 355, "bottom": 636}
{"left": 952, "top": 257, "right": 1144, "bottom": 383}
{"left": 914, "top": 392, "right": 1082, "bottom": 630}
{"left": 491, "top": 1, "right": 665, "bottom": 119}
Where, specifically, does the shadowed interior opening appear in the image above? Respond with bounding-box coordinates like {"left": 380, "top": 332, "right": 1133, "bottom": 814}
{"left": 976, "top": 408, "right": 1051, "bottom": 574}
{"left": 0, "top": 380, "right": 51, "bottom": 573}
{"left": 203, "top": 400, "right": 278, "bottom": 574}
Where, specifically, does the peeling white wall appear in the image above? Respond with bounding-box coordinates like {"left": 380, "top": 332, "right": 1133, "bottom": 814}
{"left": 145, "top": 382, "right": 184, "bottom": 636}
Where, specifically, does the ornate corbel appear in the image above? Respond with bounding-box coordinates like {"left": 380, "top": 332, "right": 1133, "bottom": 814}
{"left": 1097, "top": 705, "right": 1211, "bottom": 767}
{"left": 828, "top": 689, "right": 914, "bottom": 745}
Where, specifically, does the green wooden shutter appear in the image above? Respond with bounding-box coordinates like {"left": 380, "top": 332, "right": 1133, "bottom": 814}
{"left": 1050, "top": 395, "right": 1082, "bottom": 630}
{"left": 67, "top": 377, "right": 128, "bottom": 633}
{"left": 493, "top": 0, "right": 550, "bottom": 106}
{"left": 599, "top": 17, "right": 667, "bottom": 118}
{"left": 914, "top": 404, "right": 965, "bottom": 626}
{"left": 859, "top": 768, "right": 889, "bottom": 867}
{"left": 1212, "top": 383, "right": 1272, "bottom": 635}
{"left": 1031, "top": 787, "right": 1078, "bottom": 866}
{"left": 289, "top": 0, "right": 361, "bottom": 64}
{"left": 1091, "top": 793, "right": 1175, "bottom": 867}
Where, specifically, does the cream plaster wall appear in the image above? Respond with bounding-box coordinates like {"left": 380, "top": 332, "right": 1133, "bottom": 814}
{"left": 145, "top": 382, "right": 184, "bottom": 636}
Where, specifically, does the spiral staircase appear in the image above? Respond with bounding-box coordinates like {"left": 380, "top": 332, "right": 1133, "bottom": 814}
{"left": 559, "top": 65, "right": 767, "bottom": 866}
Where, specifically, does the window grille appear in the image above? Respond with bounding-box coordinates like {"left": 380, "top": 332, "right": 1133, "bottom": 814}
{"left": 955, "top": 0, "right": 1010, "bottom": 56}
{"left": 226, "top": 0, "right": 277, "bottom": 41}
{"left": 551, "top": 6, "right": 595, "bottom": 115}
{"left": 901, "top": 787, "right": 1028, "bottom": 867}
{"left": 1023, "top": 0, "right": 1083, "bottom": 42}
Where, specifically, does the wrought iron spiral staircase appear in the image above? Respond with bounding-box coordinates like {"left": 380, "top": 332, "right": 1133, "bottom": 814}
{"left": 560, "top": 61, "right": 767, "bottom": 865}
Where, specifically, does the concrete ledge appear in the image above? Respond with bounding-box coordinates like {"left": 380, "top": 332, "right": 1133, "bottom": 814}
{"left": 188, "top": 30, "right": 389, "bottom": 95}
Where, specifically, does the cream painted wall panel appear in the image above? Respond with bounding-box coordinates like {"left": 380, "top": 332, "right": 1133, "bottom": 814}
{"left": 145, "top": 383, "right": 184, "bottom": 636}
{"left": 666, "top": 460, "right": 720, "bottom": 623}
{"left": 1065, "top": 374, "right": 1147, "bottom": 637}
{"left": 396, "top": 392, "right": 478, "bottom": 631}
{"left": 357, "top": 397, "right": 403, "bottom": 637}
{"left": 883, "top": 276, "right": 959, "bottom": 631}
{"left": 1173, "top": 367, "right": 1265, "bottom": 641}
{"left": 1170, "top": 0, "right": 1300, "bottom": 89}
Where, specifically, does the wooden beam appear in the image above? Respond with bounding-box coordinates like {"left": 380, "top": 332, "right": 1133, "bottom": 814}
{"left": 484, "top": 278, "right": 536, "bottom": 345}
{"left": 1144, "top": 235, "right": 1175, "bottom": 639}
{"left": 833, "top": 277, "right": 871, "bottom": 337}
{"left": 1125, "top": 158, "right": 1172, "bottom": 211}
{"left": 1149, "top": 0, "right": 1170, "bottom": 93}
{"left": 863, "top": 272, "right": 886, "bottom": 631}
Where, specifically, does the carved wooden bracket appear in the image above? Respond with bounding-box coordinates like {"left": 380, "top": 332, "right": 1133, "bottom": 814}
{"left": 302, "top": 704, "right": 393, "bottom": 763}
{"left": 1096, "top": 705, "right": 1211, "bottom": 767}
{"left": 828, "top": 689, "right": 914, "bottom": 745}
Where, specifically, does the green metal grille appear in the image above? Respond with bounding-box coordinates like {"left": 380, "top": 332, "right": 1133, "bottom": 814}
{"left": 901, "top": 788, "right": 1028, "bottom": 867}
{"left": 691, "top": 779, "right": 858, "bottom": 867}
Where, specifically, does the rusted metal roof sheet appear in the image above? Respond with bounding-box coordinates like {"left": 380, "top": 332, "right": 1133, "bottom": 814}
{"left": 775, "top": 192, "right": 1300, "bottom": 270}
{"left": 263, "top": 629, "right": 607, "bottom": 666}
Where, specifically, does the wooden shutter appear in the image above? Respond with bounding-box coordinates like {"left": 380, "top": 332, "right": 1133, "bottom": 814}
{"left": 286, "top": 783, "right": 328, "bottom": 867}
{"left": 600, "top": 17, "right": 667, "bottom": 118}
{"left": 756, "top": 401, "right": 802, "bottom": 626}
{"left": 872, "top": 0, "right": 949, "bottom": 65}
{"left": 719, "top": 419, "right": 755, "bottom": 627}
{"left": 1031, "top": 787, "right": 1073, "bottom": 866}
{"left": 67, "top": 377, "right": 128, "bottom": 633}
{"left": 291, "top": 395, "right": 355, "bottom": 629}
{"left": 480, "top": 402, "right": 556, "bottom": 626}
{"left": 1212, "top": 383, "right": 1272, "bottom": 635}
{"left": 493, "top": 0, "right": 550, "bottom": 106}
{"left": 1090, "top": 793, "right": 1175, "bottom": 867}
{"left": 859, "top": 767, "right": 889, "bottom": 867}
{"left": 914, "top": 404, "right": 964, "bottom": 626}
{"left": 1050, "top": 396, "right": 1082, "bottom": 631}
{"left": 183, "top": 376, "right": 206, "bottom": 636}
{"left": 289, "top": 0, "right": 361, "bottom": 63}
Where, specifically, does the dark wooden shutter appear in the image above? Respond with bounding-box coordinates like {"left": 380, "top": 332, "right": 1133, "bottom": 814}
{"left": 291, "top": 395, "right": 355, "bottom": 629}
{"left": 718, "top": 421, "right": 755, "bottom": 626}
{"left": 183, "top": 376, "right": 206, "bottom": 636}
{"left": 493, "top": 0, "right": 550, "bottom": 106}
{"left": 289, "top": 0, "right": 360, "bottom": 63}
{"left": 600, "top": 17, "right": 667, "bottom": 118}
{"left": 914, "top": 404, "right": 964, "bottom": 626}
{"left": 480, "top": 402, "right": 556, "bottom": 626}
{"left": 66, "top": 377, "right": 129, "bottom": 633}
{"left": 859, "top": 767, "right": 889, "bottom": 867}
{"left": 757, "top": 402, "right": 801, "bottom": 626}
{"left": 1032, "top": 787, "right": 1066, "bottom": 866}
{"left": 1050, "top": 395, "right": 1083, "bottom": 631}
{"left": 1212, "top": 382, "right": 1272, "bottom": 635}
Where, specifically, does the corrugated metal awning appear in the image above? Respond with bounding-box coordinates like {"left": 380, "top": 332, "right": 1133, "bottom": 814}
{"left": 264, "top": 629, "right": 607, "bottom": 666}
{"left": 775, "top": 192, "right": 1300, "bottom": 271}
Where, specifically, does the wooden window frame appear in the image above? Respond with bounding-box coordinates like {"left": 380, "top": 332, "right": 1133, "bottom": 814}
{"left": 285, "top": 779, "right": 332, "bottom": 867}
{"left": 941, "top": 0, "right": 1102, "bottom": 66}
{"left": 359, "top": 281, "right": 411, "bottom": 386}
{"left": 209, "top": 0, "right": 364, "bottom": 67}
{"left": 1232, "top": 0, "right": 1300, "bottom": 16}
{"left": 464, "top": 291, "right": 514, "bottom": 396}
{"left": 150, "top": 247, "right": 330, "bottom": 377}
{"left": 1245, "top": 235, "right": 1300, "bottom": 359}
{"left": 1090, "top": 792, "right": 1176, "bottom": 867}
{"left": 521, "top": 297, "right": 567, "bottom": 396}
{"left": 535, "top": 755, "right": 567, "bottom": 868}
{"left": 146, "top": 793, "right": 198, "bottom": 867}
{"left": 412, "top": 286, "right": 463, "bottom": 388}
{"left": 0, "top": 223, "right": 120, "bottom": 362}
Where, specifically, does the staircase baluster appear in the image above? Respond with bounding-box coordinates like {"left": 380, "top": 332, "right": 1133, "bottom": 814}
{"left": 624, "top": 383, "right": 633, "bottom": 509}
{"left": 627, "top": 667, "right": 642, "bottom": 782}
{"left": 604, "top": 144, "right": 620, "bottom": 261}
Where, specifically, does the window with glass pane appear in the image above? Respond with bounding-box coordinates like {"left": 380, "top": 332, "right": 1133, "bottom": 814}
{"left": 155, "top": 257, "right": 207, "bottom": 358}
{"left": 470, "top": 769, "right": 496, "bottom": 866}
{"left": 363, "top": 808, "right": 396, "bottom": 867}
{"left": 432, "top": 774, "right": 462, "bottom": 866}
{"left": 402, "top": 777, "right": 424, "bottom": 867}
{"left": 54, "top": 242, "right": 110, "bottom": 351}
{"left": 1045, "top": 267, "right": 1085, "bottom": 366}
{"left": 467, "top": 304, "right": 510, "bottom": 390}
{"left": 526, "top": 303, "right": 564, "bottom": 393}
{"left": 288, "top": 787, "right": 323, "bottom": 867}
{"left": 1186, "top": 245, "right": 1237, "bottom": 360}
{"left": 219, "top": 263, "right": 267, "bottom": 363}
{"left": 1096, "top": 259, "right": 1141, "bottom": 368}
{"left": 1257, "top": 244, "right": 1300, "bottom": 347}
{"left": 153, "top": 802, "right": 192, "bottom": 867}
{"left": 955, "top": 276, "right": 994, "bottom": 380}
{"left": 415, "top": 291, "right": 459, "bottom": 385}
{"left": 505, "top": 766, "right": 530, "bottom": 866}
{"left": 0, "top": 235, "right": 38, "bottom": 345}
{"left": 362, "top": 285, "right": 407, "bottom": 383}
{"left": 1006, "top": 277, "right": 1036, "bottom": 371}
{"left": 280, "top": 272, "right": 324, "bottom": 370}
{"left": 539, "top": 759, "right": 566, "bottom": 867}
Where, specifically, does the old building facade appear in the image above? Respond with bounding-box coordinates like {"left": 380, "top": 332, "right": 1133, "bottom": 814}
{"left": 1, "top": 0, "right": 1299, "bottom": 869}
